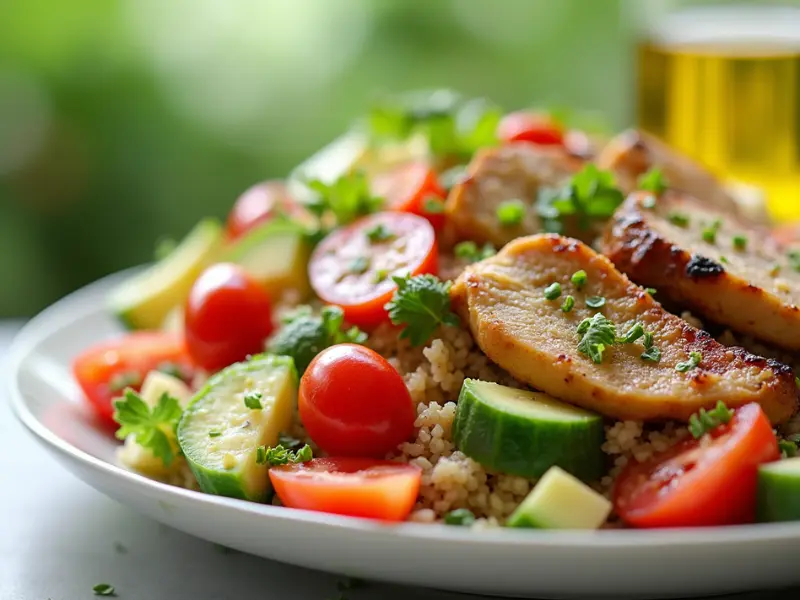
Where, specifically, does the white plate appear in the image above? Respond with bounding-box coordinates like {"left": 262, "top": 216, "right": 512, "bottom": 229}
{"left": 7, "top": 270, "right": 800, "bottom": 599}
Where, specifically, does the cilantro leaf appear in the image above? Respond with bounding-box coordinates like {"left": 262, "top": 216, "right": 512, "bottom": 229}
{"left": 637, "top": 168, "right": 668, "bottom": 194}
{"left": 537, "top": 164, "right": 624, "bottom": 231}
{"left": 255, "top": 443, "right": 313, "bottom": 466}
{"left": 305, "top": 172, "right": 383, "bottom": 227}
{"left": 385, "top": 274, "right": 460, "bottom": 346}
{"left": 676, "top": 351, "right": 703, "bottom": 373}
{"left": 576, "top": 313, "right": 617, "bottom": 364}
{"left": 113, "top": 390, "right": 182, "bottom": 466}
{"left": 688, "top": 401, "right": 733, "bottom": 439}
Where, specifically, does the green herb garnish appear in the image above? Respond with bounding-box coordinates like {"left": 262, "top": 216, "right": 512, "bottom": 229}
{"left": 571, "top": 270, "right": 587, "bottom": 289}
{"left": 365, "top": 223, "right": 395, "bottom": 243}
{"left": 641, "top": 331, "right": 661, "bottom": 363}
{"left": 496, "top": 199, "right": 525, "bottom": 227}
{"left": 544, "top": 282, "right": 562, "bottom": 301}
{"left": 616, "top": 323, "right": 645, "bottom": 344}
{"left": 348, "top": 256, "right": 370, "bottom": 275}
{"left": 688, "top": 401, "right": 733, "bottom": 439}
{"left": 305, "top": 172, "right": 383, "bottom": 227}
{"left": 676, "top": 351, "right": 702, "bottom": 373}
{"left": 586, "top": 296, "right": 606, "bottom": 309}
{"left": 385, "top": 274, "right": 460, "bottom": 346}
{"left": 732, "top": 234, "right": 747, "bottom": 251}
{"left": 373, "top": 269, "right": 389, "bottom": 284}
{"left": 789, "top": 250, "right": 800, "bottom": 272}
{"left": 780, "top": 439, "right": 798, "bottom": 459}
{"left": 454, "top": 241, "right": 496, "bottom": 263}
{"left": 255, "top": 443, "right": 313, "bottom": 466}
{"left": 645, "top": 287, "right": 657, "bottom": 296}
{"left": 576, "top": 313, "right": 617, "bottom": 364}
{"left": 208, "top": 430, "right": 222, "bottom": 438}
{"left": 423, "top": 196, "right": 446, "bottom": 214}
{"left": 444, "top": 508, "right": 476, "bottom": 526}
{"left": 108, "top": 370, "right": 143, "bottom": 394}
{"left": 638, "top": 168, "right": 668, "bottom": 195}
{"left": 668, "top": 212, "right": 690, "bottom": 227}
{"left": 93, "top": 584, "right": 116, "bottom": 597}
{"left": 561, "top": 295, "right": 575, "bottom": 313}
{"left": 702, "top": 219, "right": 722, "bottom": 244}
{"left": 244, "top": 391, "right": 263, "bottom": 410}
{"left": 113, "top": 390, "right": 182, "bottom": 467}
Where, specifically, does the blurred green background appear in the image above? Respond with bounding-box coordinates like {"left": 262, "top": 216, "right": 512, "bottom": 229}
{"left": 0, "top": 0, "right": 781, "bottom": 317}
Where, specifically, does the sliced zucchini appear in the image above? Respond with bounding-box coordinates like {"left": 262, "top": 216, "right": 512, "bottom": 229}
{"left": 507, "top": 466, "right": 612, "bottom": 529}
{"left": 452, "top": 379, "right": 604, "bottom": 481}
{"left": 177, "top": 354, "right": 297, "bottom": 501}
{"left": 757, "top": 457, "right": 800, "bottom": 522}
{"left": 224, "top": 220, "right": 311, "bottom": 301}
{"left": 110, "top": 219, "right": 224, "bottom": 330}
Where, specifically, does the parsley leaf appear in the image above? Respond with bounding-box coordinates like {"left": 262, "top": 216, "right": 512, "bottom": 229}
{"left": 113, "top": 390, "right": 182, "bottom": 466}
{"left": 640, "top": 331, "right": 661, "bottom": 362}
{"left": 365, "top": 223, "right": 395, "bottom": 243}
{"left": 561, "top": 295, "right": 575, "bottom": 313}
{"left": 93, "top": 583, "right": 116, "bottom": 597}
{"left": 668, "top": 212, "right": 690, "bottom": 227}
{"left": 305, "top": 172, "right": 383, "bottom": 227}
{"left": 676, "top": 351, "right": 703, "bottom": 373}
{"left": 637, "top": 167, "right": 668, "bottom": 194}
{"left": 586, "top": 296, "right": 606, "bottom": 309}
{"left": 576, "top": 313, "right": 617, "bottom": 364}
{"left": 454, "top": 241, "right": 496, "bottom": 263}
{"left": 444, "top": 508, "right": 476, "bottom": 526}
{"left": 496, "top": 199, "right": 525, "bottom": 226}
{"left": 244, "top": 391, "right": 263, "bottom": 410}
{"left": 688, "top": 401, "right": 733, "bottom": 439}
{"left": 385, "top": 274, "right": 460, "bottom": 346}
{"left": 537, "top": 164, "right": 624, "bottom": 232}
{"left": 544, "top": 282, "right": 562, "bottom": 300}
{"left": 255, "top": 443, "right": 313, "bottom": 466}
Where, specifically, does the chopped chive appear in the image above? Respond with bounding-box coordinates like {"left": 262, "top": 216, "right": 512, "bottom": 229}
{"left": 645, "top": 287, "right": 657, "bottom": 296}
{"left": 668, "top": 212, "right": 690, "bottom": 227}
{"left": 348, "top": 256, "right": 370, "bottom": 274}
{"left": 209, "top": 430, "right": 222, "bottom": 438}
{"left": 544, "top": 282, "right": 562, "bottom": 301}
{"left": 701, "top": 219, "right": 722, "bottom": 244}
{"left": 365, "top": 223, "right": 395, "bottom": 243}
{"left": 676, "top": 351, "right": 702, "bottom": 373}
{"left": 244, "top": 391, "right": 263, "bottom": 410}
{"left": 444, "top": 508, "right": 476, "bottom": 526}
{"left": 732, "top": 234, "right": 747, "bottom": 251}
{"left": 561, "top": 295, "right": 575, "bottom": 313}
{"left": 496, "top": 199, "right": 525, "bottom": 227}
{"left": 586, "top": 296, "right": 606, "bottom": 309}
{"left": 423, "top": 196, "right": 446, "bottom": 214}
{"left": 571, "top": 270, "right": 588, "bottom": 289}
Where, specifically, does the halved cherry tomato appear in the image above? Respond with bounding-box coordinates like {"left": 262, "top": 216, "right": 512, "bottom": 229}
{"left": 226, "top": 180, "right": 309, "bottom": 240}
{"left": 269, "top": 457, "right": 421, "bottom": 521}
{"left": 184, "top": 263, "right": 274, "bottom": 372}
{"left": 497, "top": 111, "right": 564, "bottom": 146}
{"left": 299, "top": 344, "right": 415, "bottom": 457}
{"left": 613, "top": 403, "right": 779, "bottom": 528}
{"left": 73, "top": 332, "right": 194, "bottom": 429}
{"left": 371, "top": 162, "right": 447, "bottom": 230}
{"left": 308, "top": 212, "right": 437, "bottom": 327}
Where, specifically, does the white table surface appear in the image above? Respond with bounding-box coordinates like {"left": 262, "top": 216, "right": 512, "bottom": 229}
{"left": 0, "top": 321, "right": 778, "bottom": 600}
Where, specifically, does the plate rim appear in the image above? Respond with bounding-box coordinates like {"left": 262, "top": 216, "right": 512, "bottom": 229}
{"left": 8, "top": 267, "right": 800, "bottom": 550}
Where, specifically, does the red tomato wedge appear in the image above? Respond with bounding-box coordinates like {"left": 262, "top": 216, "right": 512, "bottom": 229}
{"left": 73, "top": 332, "right": 194, "bottom": 429}
{"left": 299, "top": 344, "right": 415, "bottom": 458}
{"left": 269, "top": 458, "right": 421, "bottom": 521}
{"left": 226, "top": 180, "right": 310, "bottom": 240}
{"left": 497, "top": 111, "right": 564, "bottom": 146}
{"left": 370, "top": 162, "right": 447, "bottom": 229}
{"left": 613, "top": 403, "right": 779, "bottom": 528}
{"left": 308, "top": 212, "right": 438, "bottom": 327}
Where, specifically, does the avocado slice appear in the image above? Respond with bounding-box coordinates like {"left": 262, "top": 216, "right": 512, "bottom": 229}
{"left": 507, "top": 466, "right": 612, "bottom": 529}
{"left": 110, "top": 219, "right": 224, "bottom": 330}
{"left": 177, "top": 354, "right": 297, "bottom": 502}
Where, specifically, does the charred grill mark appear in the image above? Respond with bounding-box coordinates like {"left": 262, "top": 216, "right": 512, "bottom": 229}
{"left": 685, "top": 255, "right": 725, "bottom": 278}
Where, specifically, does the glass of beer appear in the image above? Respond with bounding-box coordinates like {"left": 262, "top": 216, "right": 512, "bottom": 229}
{"left": 636, "top": 4, "right": 800, "bottom": 222}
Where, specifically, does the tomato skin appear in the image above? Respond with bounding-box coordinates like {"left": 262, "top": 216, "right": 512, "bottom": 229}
{"left": 299, "top": 344, "right": 416, "bottom": 458}
{"left": 497, "top": 111, "right": 564, "bottom": 146}
{"left": 269, "top": 458, "right": 421, "bottom": 521}
{"left": 308, "top": 212, "right": 438, "bottom": 327}
{"left": 371, "top": 162, "right": 446, "bottom": 230}
{"left": 613, "top": 403, "right": 779, "bottom": 528}
{"left": 184, "top": 263, "right": 274, "bottom": 372}
{"left": 73, "top": 332, "right": 193, "bottom": 429}
{"left": 226, "top": 180, "right": 306, "bottom": 240}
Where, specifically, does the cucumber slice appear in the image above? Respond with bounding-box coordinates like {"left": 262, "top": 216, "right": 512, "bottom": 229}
{"left": 757, "top": 457, "right": 800, "bottom": 522}
{"left": 110, "top": 219, "right": 223, "bottom": 330}
{"left": 507, "top": 466, "right": 612, "bottom": 529}
{"left": 452, "top": 379, "right": 604, "bottom": 481}
{"left": 177, "top": 354, "right": 297, "bottom": 501}
{"left": 224, "top": 220, "right": 311, "bottom": 301}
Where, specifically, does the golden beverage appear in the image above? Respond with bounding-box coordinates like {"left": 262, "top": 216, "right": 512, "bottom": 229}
{"left": 637, "top": 6, "right": 800, "bottom": 222}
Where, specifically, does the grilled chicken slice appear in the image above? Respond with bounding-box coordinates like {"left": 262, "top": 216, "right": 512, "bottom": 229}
{"left": 603, "top": 191, "right": 800, "bottom": 352}
{"left": 596, "top": 129, "right": 762, "bottom": 221}
{"left": 451, "top": 234, "right": 797, "bottom": 424}
{"left": 444, "top": 143, "right": 584, "bottom": 247}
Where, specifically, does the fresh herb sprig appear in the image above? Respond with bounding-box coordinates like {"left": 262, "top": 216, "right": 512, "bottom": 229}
{"left": 305, "top": 172, "right": 383, "bottom": 228}
{"left": 688, "top": 401, "right": 733, "bottom": 439}
{"left": 454, "top": 241, "right": 496, "bottom": 263}
{"left": 113, "top": 390, "right": 182, "bottom": 466}
{"left": 255, "top": 443, "right": 313, "bottom": 466}
{"left": 638, "top": 167, "right": 668, "bottom": 194}
{"left": 576, "top": 313, "right": 618, "bottom": 364}
{"left": 676, "top": 351, "right": 702, "bottom": 373}
{"left": 385, "top": 274, "right": 460, "bottom": 346}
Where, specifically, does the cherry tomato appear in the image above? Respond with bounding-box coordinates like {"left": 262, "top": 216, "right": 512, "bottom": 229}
{"left": 613, "top": 403, "right": 779, "bottom": 528}
{"left": 299, "top": 344, "right": 415, "bottom": 457}
{"left": 184, "top": 263, "right": 274, "bottom": 372}
{"left": 226, "top": 180, "right": 308, "bottom": 240}
{"left": 371, "top": 162, "right": 447, "bottom": 230}
{"left": 73, "top": 332, "right": 194, "bottom": 429}
{"left": 270, "top": 458, "right": 421, "bottom": 521}
{"left": 308, "top": 212, "right": 437, "bottom": 327}
{"left": 497, "top": 111, "right": 564, "bottom": 146}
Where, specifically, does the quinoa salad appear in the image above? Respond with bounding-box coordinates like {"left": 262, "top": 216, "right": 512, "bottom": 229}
{"left": 73, "top": 90, "right": 800, "bottom": 530}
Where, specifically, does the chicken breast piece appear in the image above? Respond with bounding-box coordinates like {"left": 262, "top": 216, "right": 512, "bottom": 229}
{"left": 596, "top": 129, "right": 757, "bottom": 220}
{"left": 451, "top": 234, "right": 797, "bottom": 424}
{"left": 444, "top": 143, "right": 584, "bottom": 247}
{"left": 603, "top": 191, "right": 800, "bottom": 352}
